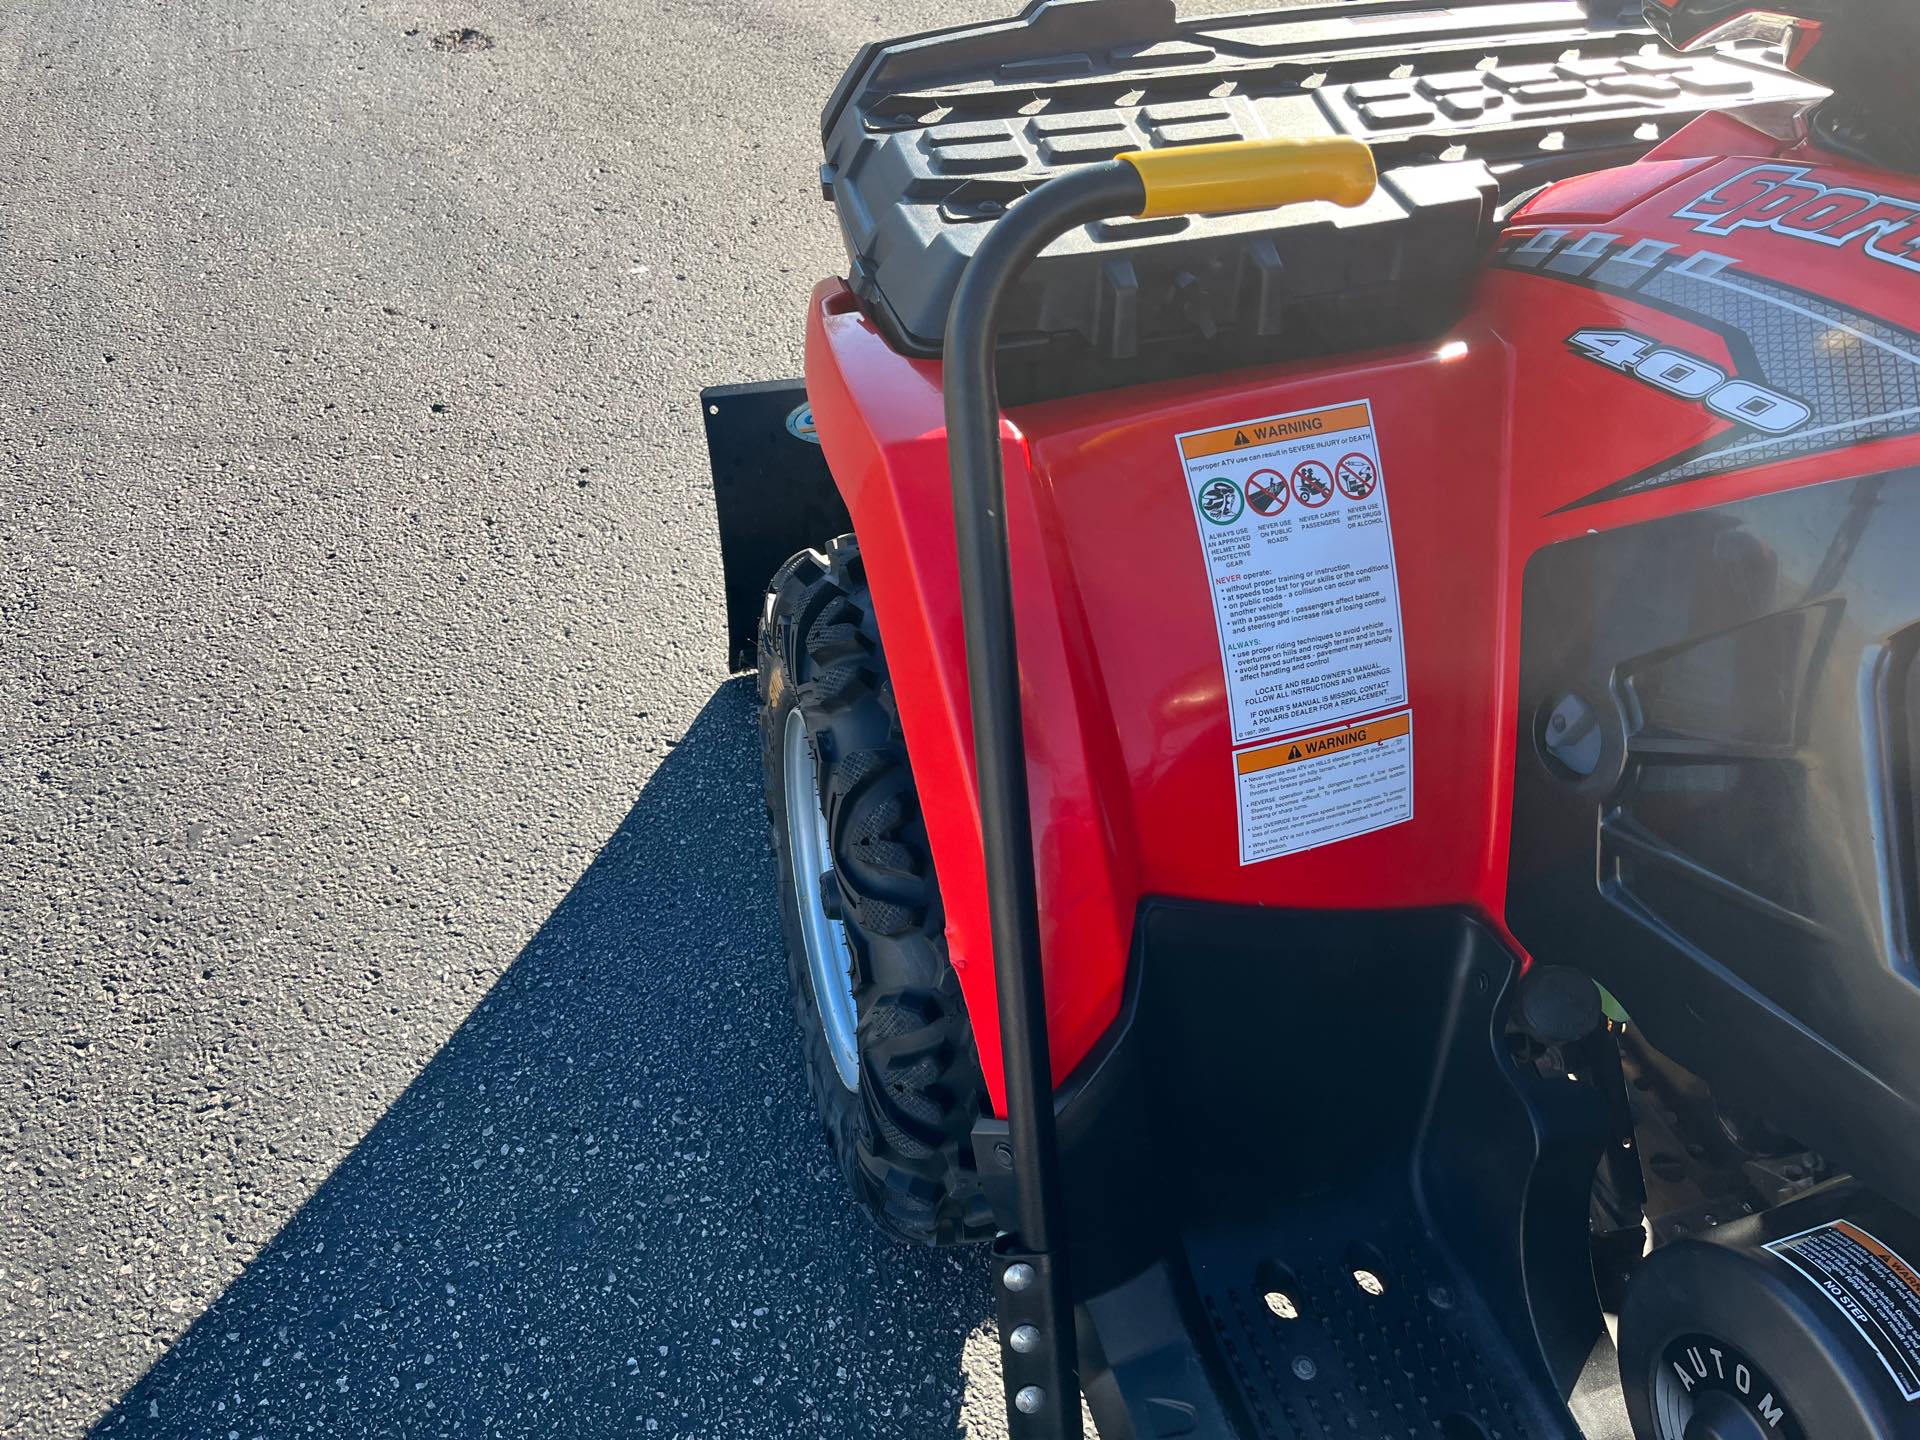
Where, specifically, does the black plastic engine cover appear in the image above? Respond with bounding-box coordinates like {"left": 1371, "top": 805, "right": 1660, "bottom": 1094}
{"left": 1509, "top": 469, "right": 1920, "bottom": 1222}
{"left": 819, "top": 0, "right": 1824, "bottom": 400}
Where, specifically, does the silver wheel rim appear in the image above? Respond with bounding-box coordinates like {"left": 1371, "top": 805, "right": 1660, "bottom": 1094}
{"left": 784, "top": 707, "right": 860, "bottom": 1091}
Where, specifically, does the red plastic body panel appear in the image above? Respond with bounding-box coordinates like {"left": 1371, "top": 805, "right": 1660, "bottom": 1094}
{"left": 803, "top": 115, "right": 1920, "bottom": 1113}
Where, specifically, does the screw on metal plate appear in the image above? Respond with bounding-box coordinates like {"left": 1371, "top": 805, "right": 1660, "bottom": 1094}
{"left": 1008, "top": 1324, "right": 1041, "bottom": 1354}
{"left": 1014, "top": 1385, "right": 1046, "bottom": 1414}
{"left": 1003, "top": 1262, "right": 1036, "bottom": 1292}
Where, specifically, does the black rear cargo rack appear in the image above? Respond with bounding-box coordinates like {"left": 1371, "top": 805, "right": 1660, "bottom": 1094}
{"left": 819, "top": 0, "right": 1825, "bottom": 400}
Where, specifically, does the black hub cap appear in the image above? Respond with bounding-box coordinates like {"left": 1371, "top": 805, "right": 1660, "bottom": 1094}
{"left": 1683, "top": 1390, "right": 1770, "bottom": 1440}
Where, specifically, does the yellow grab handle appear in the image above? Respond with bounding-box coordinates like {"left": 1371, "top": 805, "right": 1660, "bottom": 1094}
{"left": 1118, "top": 137, "right": 1377, "bottom": 220}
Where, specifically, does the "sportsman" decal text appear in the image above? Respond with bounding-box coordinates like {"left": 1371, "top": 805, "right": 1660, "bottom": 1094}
{"left": 1676, "top": 163, "right": 1920, "bottom": 275}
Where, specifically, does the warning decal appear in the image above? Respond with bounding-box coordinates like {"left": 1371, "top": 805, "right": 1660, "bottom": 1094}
{"left": 1233, "top": 711, "right": 1413, "bottom": 865}
{"left": 1177, "top": 400, "right": 1407, "bottom": 747}
{"left": 1766, "top": 1220, "right": 1920, "bottom": 1402}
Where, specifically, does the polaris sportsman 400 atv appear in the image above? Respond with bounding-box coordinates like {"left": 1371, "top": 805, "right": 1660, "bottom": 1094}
{"left": 701, "top": 0, "right": 1920, "bottom": 1434}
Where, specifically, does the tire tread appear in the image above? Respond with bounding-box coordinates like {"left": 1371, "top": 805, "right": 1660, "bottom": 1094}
{"left": 758, "top": 536, "right": 991, "bottom": 1246}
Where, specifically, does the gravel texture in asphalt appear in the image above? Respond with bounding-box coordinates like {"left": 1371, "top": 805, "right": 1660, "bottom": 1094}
{"left": 0, "top": 1, "right": 1038, "bottom": 1434}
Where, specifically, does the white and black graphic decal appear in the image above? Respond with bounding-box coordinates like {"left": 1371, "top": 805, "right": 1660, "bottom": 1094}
{"left": 1567, "top": 328, "right": 1812, "bottom": 436}
{"left": 1497, "top": 229, "right": 1920, "bottom": 509}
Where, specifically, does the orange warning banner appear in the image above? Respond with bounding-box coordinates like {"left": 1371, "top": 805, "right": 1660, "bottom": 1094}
{"left": 1236, "top": 711, "right": 1412, "bottom": 776}
{"left": 1839, "top": 1222, "right": 1920, "bottom": 1300}
{"left": 1180, "top": 404, "right": 1372, "bottom": 461}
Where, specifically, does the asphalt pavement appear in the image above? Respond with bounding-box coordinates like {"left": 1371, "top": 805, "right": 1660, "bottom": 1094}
{"left": 0, "top": 1, "right": 1026, "bottom": 1434}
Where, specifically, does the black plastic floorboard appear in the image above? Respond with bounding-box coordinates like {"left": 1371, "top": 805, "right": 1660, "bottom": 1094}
{"left": 1187, "top": 1216, "right": 1543, "bottom": 1440}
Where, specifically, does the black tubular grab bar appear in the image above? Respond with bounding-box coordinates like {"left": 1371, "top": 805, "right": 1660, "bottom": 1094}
{"left": 940, "top": 138, "right": 1377, "bottom": 1439}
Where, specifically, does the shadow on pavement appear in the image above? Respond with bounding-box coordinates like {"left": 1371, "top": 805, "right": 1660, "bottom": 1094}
{"left": 92, "top": 679, "right": 997, "bottom": 1439}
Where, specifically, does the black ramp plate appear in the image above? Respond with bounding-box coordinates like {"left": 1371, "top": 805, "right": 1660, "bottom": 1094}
{"left": 699, "top": 380, "right": 849, "bottom": 671}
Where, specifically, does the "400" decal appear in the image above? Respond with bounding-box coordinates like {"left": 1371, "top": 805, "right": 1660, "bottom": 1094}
{"left": 1567, "top": 329, "right": 1812, "bottom": 436}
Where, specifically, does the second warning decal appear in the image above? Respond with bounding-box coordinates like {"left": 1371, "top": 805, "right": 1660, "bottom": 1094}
{"left": 1178, "top": 400, "right": 1406, "bottom": 746}
{"left": 1767, "top": 1219, "right": 1920, "bottom": 1403}
{"left": 1234, "top": 711, "right": 1413, "bottom": 865}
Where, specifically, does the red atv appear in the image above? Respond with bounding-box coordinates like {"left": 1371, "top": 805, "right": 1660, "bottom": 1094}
{"left": 702, "top": 0, "right": 1920, "bottom": 1434}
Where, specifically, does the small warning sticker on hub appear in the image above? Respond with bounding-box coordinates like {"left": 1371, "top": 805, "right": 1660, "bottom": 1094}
{"left": 1233, "top": 711, "right": 1413, "bottom": 864}
{"left": 1176, "top": 399, "right": 1406, "bottom": 746}
{"left": 1767, "top": 1220, "right": 1920, "bottom": 1402}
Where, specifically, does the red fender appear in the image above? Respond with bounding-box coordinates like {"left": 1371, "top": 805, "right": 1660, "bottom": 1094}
{"left": 806, "top": 114, "right": 1920, "bottom": 1114}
